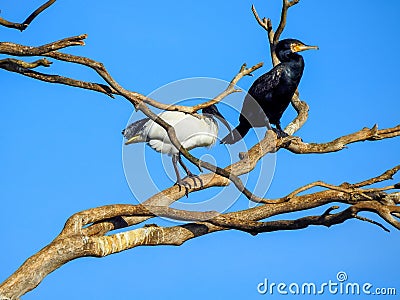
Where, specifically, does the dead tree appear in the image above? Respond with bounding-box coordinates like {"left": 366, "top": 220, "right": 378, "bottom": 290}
{"left": 0, "top": 1, "right": 399, "bottom": 299}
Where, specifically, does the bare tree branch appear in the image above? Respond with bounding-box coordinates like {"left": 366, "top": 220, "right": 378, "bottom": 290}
{"left": 0, "top": 58, "right": 115, "bottom": 98}
{"left": 274, "top": 0, "right": 300, "bottom": 44}
{"left": 355, "top": 215, "right": 390, "bottom": 232}
{"left": 0, "top": 57, "right": 52, "bottom": 68}
{"left": 284, "top": 94, "right": 309, "bottom": 135}
{"left": 284, "top": 124, "right": 400, "bottom": 154}
{"left": 86, "top": 125, "right": 400, "bottom": 233}
{"left": 251, "top": 4, "right": 277, "bottom": 65}
{"left": 0, "top": 0, "right": 56, "bottom": 31}
{"left": 192, "top": 62, "right": 263, "bottom": 111}
{"left": 0, "top": 35, "right": 86, "bottom": 56}
{"left": 1, "top": 167, "right": 399, "bottom": 299}
{"left": 353, "top": 165, "right": 400, "bottom": 188}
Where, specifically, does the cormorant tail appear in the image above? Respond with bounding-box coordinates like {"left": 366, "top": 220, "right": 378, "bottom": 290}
{"left": 220, "top": 120, "right": 251, "bottom": 145}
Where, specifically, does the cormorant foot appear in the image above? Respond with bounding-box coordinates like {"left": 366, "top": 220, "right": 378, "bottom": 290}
{"left": 281, "top": 138, "right": 293, "bottom": 148}
{"left": 272, "top": 128, "right": 290, "bottom": 139}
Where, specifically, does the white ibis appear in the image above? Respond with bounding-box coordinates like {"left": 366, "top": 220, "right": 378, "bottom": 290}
{"left": 122, "top": 104, "right": 231, "bottom": 192}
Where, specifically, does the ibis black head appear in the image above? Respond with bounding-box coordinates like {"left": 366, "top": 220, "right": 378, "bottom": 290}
{"left": 275, "top": 38, "right": 318, "bottom": 62}
{"left": 202, "top": 104, "right": 232, "bottom": 134}
{"left": 202, "top": 104, "right": 220, "bottom": 116}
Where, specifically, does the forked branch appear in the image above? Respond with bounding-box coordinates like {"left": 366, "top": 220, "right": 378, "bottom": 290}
{"left": 274, "top": 0, "right": 300, "bottom": 44}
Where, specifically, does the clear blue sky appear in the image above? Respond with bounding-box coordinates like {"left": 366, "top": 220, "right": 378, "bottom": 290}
{"left": 1, "top": 0, "right": 399, "bottom": 299}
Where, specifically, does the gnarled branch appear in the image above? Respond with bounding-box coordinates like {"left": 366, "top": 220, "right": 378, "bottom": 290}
{"left": 1, "top": 166, "right": 398, "bottom": 299}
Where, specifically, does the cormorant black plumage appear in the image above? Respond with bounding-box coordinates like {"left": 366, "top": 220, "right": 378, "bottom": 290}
{"left": 221, "top": 38, "right": 318, "bottom": 144}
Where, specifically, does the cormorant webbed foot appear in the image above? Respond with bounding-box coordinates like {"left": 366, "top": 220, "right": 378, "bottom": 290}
{"left": 272, "top": 128, "right": 289, "bottom": 139}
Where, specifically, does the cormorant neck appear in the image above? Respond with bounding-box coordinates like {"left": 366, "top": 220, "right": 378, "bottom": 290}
{"left": 277, "top": 51, "right": 303, "bottom": 64}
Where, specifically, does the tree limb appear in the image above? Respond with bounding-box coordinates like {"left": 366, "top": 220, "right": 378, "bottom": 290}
{"left": 192, "top": 62, "right": 263, "bottom": 111}
{"left": 274, "top": 0, "right": 300, "bottom": 44}
{"left": 0, "top": 58, "right": 115, "bottom": 98}
{"left": 1, "top": 167, "right": 399, "bottom": 299}
{"left": 284, "top": 124, "right": 400, "bottom": 154}
{"left": 0, "top": 35, "right": 86, "bottom": 56}
{"left": 0, "top": 57, "right": 52, "bottom": 69}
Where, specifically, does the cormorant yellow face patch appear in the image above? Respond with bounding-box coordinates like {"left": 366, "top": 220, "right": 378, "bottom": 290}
{"left": 291, "top": 43, "right": 319, "bottom": 53}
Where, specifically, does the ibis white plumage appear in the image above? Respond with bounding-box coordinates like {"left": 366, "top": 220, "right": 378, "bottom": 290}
{"left": 122, "top": 104, "right": 231, "bottom": 190}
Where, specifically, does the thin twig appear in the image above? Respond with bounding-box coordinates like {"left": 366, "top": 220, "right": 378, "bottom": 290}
{"left": 251, "top": 5, "right": 271, "bottom": 32}
{"left": 284, "top": 181, "right": 373, "bottom": 201}
{"left": 0, "top": 35, "right": 87, "bottom": 56}
{"left": 0, "top": 58, "right": 52, "bottom": 69}
{"left": 0, "top": 0, "right": 56, "bottom": 31}
{"left": 284, "top": 125, "right": 400, "bottom": 154}
{"left": 251, "top": 4, "right": 277, "bottom": 65}
{"left": 192, "top": 62, "right": 263, "bottom": 111}
{"left": 353, "top": 165, "right": 400, "bottom": 188}
{"left": 274, "top": 0, "right": 300, "bottom": 44}
{"left": 355, "top": 215, "right": 390, "bottom": 232}
{"left": 0, "top": 59, "right": 115, "bottom": 98}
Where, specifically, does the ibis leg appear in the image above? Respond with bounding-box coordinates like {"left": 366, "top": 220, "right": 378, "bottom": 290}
{"left": 178, "top": 154, "right": 203, "bottom": 188}
{"left": 172, "top": 154, "right": 182, "bottom": 183}
{"left": 172, "top": 154, "right": 190, "bottom": 196}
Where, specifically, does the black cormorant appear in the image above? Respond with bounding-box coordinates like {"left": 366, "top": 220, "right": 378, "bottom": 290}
{"left": 221, "top": 38, "right": 318, "bottom": 144}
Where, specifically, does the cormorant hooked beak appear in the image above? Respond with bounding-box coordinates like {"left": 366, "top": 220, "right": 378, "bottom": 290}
{"left": 292, "top": 43, "right": 319, "bottom": 53}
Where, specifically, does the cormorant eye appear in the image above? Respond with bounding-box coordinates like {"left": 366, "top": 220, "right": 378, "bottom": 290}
{"left": 291, "top": 43, "right": 304, "bottom": 52}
